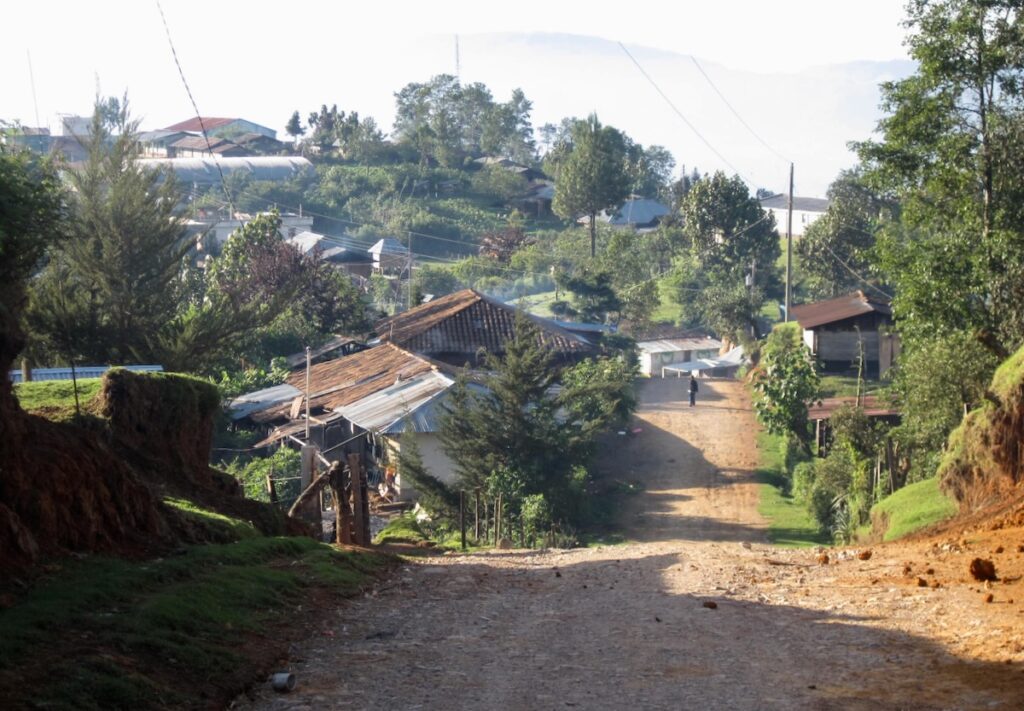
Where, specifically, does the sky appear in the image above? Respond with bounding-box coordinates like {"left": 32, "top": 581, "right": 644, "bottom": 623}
{"left": 0, "top": 1, "right": 912, "bottom": 194}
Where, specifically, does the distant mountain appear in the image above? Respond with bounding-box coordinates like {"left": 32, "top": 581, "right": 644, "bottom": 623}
{"left": 406, "top": 32, "right": 914, "bottom": 196}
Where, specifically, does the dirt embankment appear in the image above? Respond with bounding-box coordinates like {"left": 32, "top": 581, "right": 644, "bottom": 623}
{"left": 0, "top": 369, "right": 296, "bottom": 570}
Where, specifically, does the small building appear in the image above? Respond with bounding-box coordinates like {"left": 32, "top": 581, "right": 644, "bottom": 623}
{"left": 376, "top": 288, "right": 595, "bottom": 367}
{"left": 595, "top": 198, "right": 671, "bottom": 231}
{"left": 288, "top": 231, "right": 374, "bottom": 278}
{"left": 637, "top": 337, "right": 723, "bottom": 377}
{"left": 368, "top": 237, "right": 408, "bottom": 275}
{"left": 232, "top": 132, "right": 286, "bottom": 155}
{"left": 791, "top": 290, "right": 899, "bottom": 377}
{"left": 164, "top": 117, "right": 277, "bottom": 140}
{"left": 759, "top": 195, "right": 829, "bottom": 237}
{"left": 138, "top": 130, "right": 190, "bottom": 157}
{"left": 188, "top": 211, "right": 314, "bottom": 256}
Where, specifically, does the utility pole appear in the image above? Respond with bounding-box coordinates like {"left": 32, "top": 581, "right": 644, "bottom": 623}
{"left": 784, "top": 162, "right": 794, "bottom": 322}
{"left": 304, "top": 346, "right": 311, "bottom": 441}
{"left": 455, "top": 35, "right": 461, "bottom": 79}
{"left": 407, "top": 231, "right": 414, "bottom": 310}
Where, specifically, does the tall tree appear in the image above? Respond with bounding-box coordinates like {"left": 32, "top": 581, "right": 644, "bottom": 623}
{"left": 285, "top": 110, "right": 305, "bottom": 143}
{"left": 857, "top": 0, "right": 1024, "bottom": 357}
{"left": 53, "top": 103, "right": 191, "bottom": 364}
{"left": 796, "top": 170, "right": 892, "bottom": 299}
{"left": 551, "top": 114, "right": 630, "bottom": 257}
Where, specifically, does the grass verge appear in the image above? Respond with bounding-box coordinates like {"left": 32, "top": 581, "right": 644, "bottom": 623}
{"left": 865, "top": 476, "right": 958, "bottom": 542}
{"left": 13, "top": 377, "right": 103, "bottom": 415}
{"left": 0, "top": 537, "right": 391, "bottom": 710}
{"left": 755, "top": 431, "right": 829, "bottom": 548}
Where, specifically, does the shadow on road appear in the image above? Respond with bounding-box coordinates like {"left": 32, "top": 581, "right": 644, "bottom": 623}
{"left": 245, "top": 549, "right": 1024, "bottom": 710}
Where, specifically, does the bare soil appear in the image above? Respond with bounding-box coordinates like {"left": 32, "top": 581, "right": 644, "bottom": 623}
{"left": 236, "top": 378, "right": 1024, "bottom": 710}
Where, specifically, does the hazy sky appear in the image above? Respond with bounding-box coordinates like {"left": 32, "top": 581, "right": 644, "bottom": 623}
{"left": 1, "top": 1, "right": 912, "bottom": 193}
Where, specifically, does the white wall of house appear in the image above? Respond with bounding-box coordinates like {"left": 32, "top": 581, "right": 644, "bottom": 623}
{"left": 639, "top": 348, "right": 719, "bottom": 377}
{"left": 764, "top": 207, "right": 825, "bottom": 237}
{"left": 384, "top": 432, "right": 458, "bottom": 502}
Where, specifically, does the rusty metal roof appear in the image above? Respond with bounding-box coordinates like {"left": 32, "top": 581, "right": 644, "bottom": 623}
{"left": 807, "top": 395, "right": 900, "bottom": 420}
{"left": 791, "top": 291, "right": 891, "bottom": 330}
{"left": 376, "top": 289, "right": 592, "bottom": 357}
{"left": 251, "top": 343, "right": 438, "bottom": 423}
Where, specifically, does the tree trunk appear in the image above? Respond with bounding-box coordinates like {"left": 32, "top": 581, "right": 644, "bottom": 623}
{"left": 589, "top": 213, "right": 597, "bottom": 257}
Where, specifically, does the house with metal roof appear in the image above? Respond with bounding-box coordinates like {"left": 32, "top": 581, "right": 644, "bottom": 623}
{"left": 230, "top": 343, "right": 470, "bottom": 500}
{"left": 596, "top": 198, "right": 671, "bottom": 231}
{"left": 637, "top": 337, "right": 723, "bottom": 377}
{"left": 368, "top": 237, "right": 408, "bottom": 275}
{"left": 791, "top": 290, "right": 899, "bottom": 376}
{"left": 288, "top": 231, "right": 373, "bottom": 276}
{"left": 376, "top": 288, "right": 595, "bottom": 366}
{"left": 759, "top": 195, "right": 830, "bottom": 237}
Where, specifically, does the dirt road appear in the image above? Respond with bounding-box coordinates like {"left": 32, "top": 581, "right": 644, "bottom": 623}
{"left": 238, "top": 378, "right": 1024, "bottom": 710}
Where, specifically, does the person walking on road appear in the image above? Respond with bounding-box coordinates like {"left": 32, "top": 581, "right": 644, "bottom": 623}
{"left": 689, "top": 373, "right": 699, "bottom": 407}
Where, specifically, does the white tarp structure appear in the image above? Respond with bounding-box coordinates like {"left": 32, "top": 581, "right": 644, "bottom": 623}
{"left": 661, "top": 345, "right": 747, "bottom": 378}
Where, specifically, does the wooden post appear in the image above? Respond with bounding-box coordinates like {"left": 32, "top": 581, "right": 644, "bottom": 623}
{"left": 349, "top": 453, "right": 366, "bottom": 546}
{"left": 491, "top": 495, "right": 499, "bottom": 545}
{"left": 329, "top": 460, "right": 352, "bottom": 545}
{"left": 358, "top": 459, "right": 370, "bottom": 545}
{"left": 266, "top": 466, "right": 277, "bottom": 504}
{"left": 460, "top": 490, "right": 467, "bottom": 550}
{"left": 474, "top": 490, "right": 481, "bottom": 543}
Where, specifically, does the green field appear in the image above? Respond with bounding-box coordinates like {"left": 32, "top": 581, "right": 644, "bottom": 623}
{"left": 13, "top": 377, "right": 103, "bottom": 413}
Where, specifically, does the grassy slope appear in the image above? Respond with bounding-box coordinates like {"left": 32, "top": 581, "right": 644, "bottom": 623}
{"left": 0, "top": 536, "right": 390, "bottom": 709}
{"left": 13, "top": 378, "right": 103, "bottom": 412}
{"left": 865, "top": 477, "right": 958, "bottom": 542}
{"left": 755, "top": 431, "right": 829, "bottom": 548}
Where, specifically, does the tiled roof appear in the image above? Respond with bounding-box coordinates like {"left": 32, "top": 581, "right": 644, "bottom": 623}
{"left": 376, "top": 289, "right": 592, "bottom": 357}
{"left": 791, "top": 291, "right": 891, "bottom": 330}
{"left": 251, "top": 343, "right": 437, "bottom": 423}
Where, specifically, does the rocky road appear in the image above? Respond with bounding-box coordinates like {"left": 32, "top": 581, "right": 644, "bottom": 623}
{"left": 237, "top": 378, "right": 1024, "bottom": 710}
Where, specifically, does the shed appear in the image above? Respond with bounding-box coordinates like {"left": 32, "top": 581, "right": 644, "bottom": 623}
{"left": 637, "top": 337, "right": 722, "bottom": 377}
{"left": 368, "top": 237, "right": 408, "bottom": 274}
{"left": 791, "top": 290, "right": 899, "bottom": 377}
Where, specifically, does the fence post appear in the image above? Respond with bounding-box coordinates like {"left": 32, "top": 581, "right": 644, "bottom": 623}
{"left": 349, "top": 454, "right": 367, "bottom": 545}
{"left": 460, "top": 490, "right": 466, "bottom": 550}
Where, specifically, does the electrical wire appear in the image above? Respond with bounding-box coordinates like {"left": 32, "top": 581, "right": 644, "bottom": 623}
{"left": 617, "top": 42, "right": 756, "bottom": 187}
{"left": 689, "top": 55, "right": 791, "bottom": 165}
{"left": 154, "top": 0, "right": 233, "bottom": 212}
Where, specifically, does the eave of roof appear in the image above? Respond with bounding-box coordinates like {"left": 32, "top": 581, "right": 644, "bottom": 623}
{"left": 791, "top": 291, "right": 892, "bottom": 329}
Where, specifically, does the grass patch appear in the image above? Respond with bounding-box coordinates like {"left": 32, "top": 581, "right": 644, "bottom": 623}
{"left": 374, "top": 513, "right": 429, "bottom": 545}
{"left": 867, "top": 476, "right": 957, "bottom": 542}
{"left": 13, "top": 378, "right": 103, "bottom": 415}
{"left": 755, "top": 431, "right": 829, "bottom": 548}
{"left": 0, "top": 537, "right": 390, "bottom": 709}
{"left": 164, "top": 497, "right": 260, "bottom": 541}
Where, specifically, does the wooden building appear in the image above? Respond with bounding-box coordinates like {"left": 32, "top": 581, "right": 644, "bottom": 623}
{"left": 791, "top": 291, "right": 900, "bottom": 377}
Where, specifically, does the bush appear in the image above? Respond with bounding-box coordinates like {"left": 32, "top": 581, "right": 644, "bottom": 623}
{"left": 521, "top": 494, "right": 553, "bottom": 547}
{"left": 792, "top": 461, "right": 817, "bottom": 502}
{"left": 223, "top": 447, "right": 301, "bottom": 504}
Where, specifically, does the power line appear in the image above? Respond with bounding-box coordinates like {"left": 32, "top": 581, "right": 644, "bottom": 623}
{"left": 821, "top": 241, "right": 893, "bottom": 300}
{"left": 688, "top": 55, "right": 791, "bottom": 165}
{"left": 154, "top": 0, "right": 233, "bottom": 212}
{"left": 617, "top": 42, "right": 756, "bottom": 188}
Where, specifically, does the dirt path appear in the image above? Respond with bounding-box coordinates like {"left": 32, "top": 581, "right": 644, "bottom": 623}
{"left": 237, "top": 379, "right": 1024, "bottom": 710}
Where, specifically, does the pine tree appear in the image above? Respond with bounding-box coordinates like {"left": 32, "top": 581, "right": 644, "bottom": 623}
{"left": 58, "top": 102, "right": 191, "bottom": 363}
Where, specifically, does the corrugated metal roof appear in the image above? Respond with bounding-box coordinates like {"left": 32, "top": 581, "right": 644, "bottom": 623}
{"left": 252, "top": 343, "right": 439, "bottom": 423}
{"left": 368, "top": 237, "right": 407, "bottom": 255}
{"left": 227, "top": 382, "right": 303, "bottom": 420}
{"left": 377, "top": 289, "right": 592, "bottom": 357}
{"left": 9, "top": 365, "right": 163, "bottom": 384}
{"left": 602, "top": 198, "right": 670, "bottom": 226}
{"left": 164, "top": 117, "right": 238, "bottom": 132}
{"left": 808, "top": 395, "right": 900, "bottom": 420}
{"left": 638, "top": 337, "right": 723, "bottom": 354}
{"left": 760, "top": 195, "right": 830, "bottom": 212}
{"left": 337, "top": 371, "right": 454, "bottom": 432}
{"left": 791, "top": 291, "right": 891, "bottom": 330}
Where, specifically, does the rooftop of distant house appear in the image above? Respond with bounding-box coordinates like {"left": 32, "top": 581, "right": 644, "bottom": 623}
{"left": 791, "top": 290, "right": 892, "bottom": 330}
{"left": 759, "top": 195, "right": 830, "bottom": 212}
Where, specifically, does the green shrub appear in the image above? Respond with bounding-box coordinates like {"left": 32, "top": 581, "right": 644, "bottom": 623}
{"left": 792, "top": 461, "right": 817, "bottom": 502}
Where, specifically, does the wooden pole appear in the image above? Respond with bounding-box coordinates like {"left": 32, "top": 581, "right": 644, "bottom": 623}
{"left": 266, "top": 466, "right": 277, "bottom": 504}
{"left": 338, "top": 456, "right": 354, "bottom": 545}
{"left": 359, "top": 459, "right": 370, "bottom": 545}
{"left": 474, "top": 490, "right": 480, "bottom": 542}
{"left": 496, "top": 494, "right": 502, "bottom": 544}
{"left": 460, "top": 490, "right": 466, "bottom": 550}
{"left": 349, "top": 453, "right": 367, "bottom": 546}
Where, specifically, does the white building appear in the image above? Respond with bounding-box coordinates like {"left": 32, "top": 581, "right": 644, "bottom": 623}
{"left": 759, "top": 195, "right": 829, "bottom": 237}
{"left": 637, "top": 337, "right": 723, "bottom": 377}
